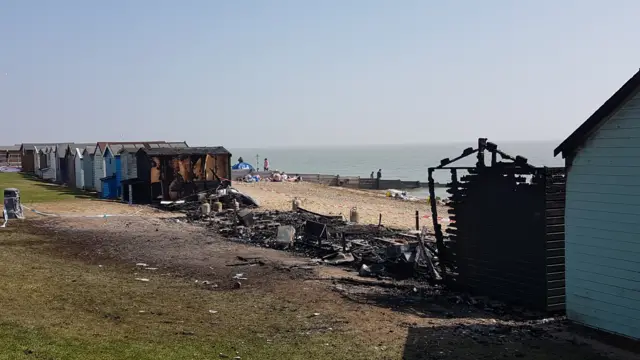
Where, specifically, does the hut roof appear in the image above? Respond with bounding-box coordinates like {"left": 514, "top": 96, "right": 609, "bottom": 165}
{"left": 139, "top": 146, "right": 230, "bottom": 156}
{"left": 83, "top": 145, "right": 97, "bottom": 155}
{"left": 555, "top": 69, "right": 640, "bottom": 158}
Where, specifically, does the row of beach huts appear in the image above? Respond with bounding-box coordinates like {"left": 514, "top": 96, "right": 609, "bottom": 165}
{"left": 14, "top": 141, "right": 233, "bottom": 204}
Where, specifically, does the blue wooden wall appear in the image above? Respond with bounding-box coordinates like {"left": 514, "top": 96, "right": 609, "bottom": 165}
{"left": 565, "top": 90, "right": 640, "bottom": 340}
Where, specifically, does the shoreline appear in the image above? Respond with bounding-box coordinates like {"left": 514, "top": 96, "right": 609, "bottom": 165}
{"left": 231, "top": 169, "right": 448, "bottom": 191}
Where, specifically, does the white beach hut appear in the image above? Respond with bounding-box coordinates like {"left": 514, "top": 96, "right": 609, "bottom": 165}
{"left": 74, "top": 147, "right": 85, "bottom": 189}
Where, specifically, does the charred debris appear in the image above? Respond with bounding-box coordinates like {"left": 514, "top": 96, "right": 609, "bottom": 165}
{"left": 161, "top": 184, "right": 442, "bottom": 282}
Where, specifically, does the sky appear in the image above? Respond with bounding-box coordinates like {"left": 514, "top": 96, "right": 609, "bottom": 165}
{"left": 1, "top": 0, "right": 639, "bottom": 148}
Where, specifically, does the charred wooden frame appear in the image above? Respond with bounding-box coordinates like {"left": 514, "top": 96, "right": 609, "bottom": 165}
{"left": 427, "top": 138, "right": 566, "bottom": 313}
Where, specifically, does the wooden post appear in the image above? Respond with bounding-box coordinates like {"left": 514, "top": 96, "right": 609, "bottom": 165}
{"left": 415, "top": 210, "right": 420, "bottom": 230}
{"left": 428, "top": 168, "right": 446, "bottom": 281}
{"left": 477, "top": 138, "right": 487, "bottom": 168}
{"left": 378, "top": 213, "right": 382, "bottom": 226}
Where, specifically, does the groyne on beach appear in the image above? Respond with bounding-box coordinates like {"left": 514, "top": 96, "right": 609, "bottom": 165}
{"left": 231, "top": 170, "right": 446, "bottom": 191}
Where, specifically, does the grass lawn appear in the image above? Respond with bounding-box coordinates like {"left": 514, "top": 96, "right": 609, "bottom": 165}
{"left": 0, "top": 173, "right": 86, "bottom": 203}
{"left": 0, "top": 174, "right": 382, "bottom": 359}
{"left": 0, "top": 224, "right": 381, "bottom": 360}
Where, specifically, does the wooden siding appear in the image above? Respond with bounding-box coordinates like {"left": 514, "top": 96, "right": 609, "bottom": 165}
{"left": 67, "top": 152, "right": 76, "bottom": 188}
{"left": 21, "top": 150, "right": 36, "bottom": 173}
{"left": 74, "top": 151, "right": 84, "bottom": 189}
{"left": 565, "top": 89, "right": 640, "bottom": 340}
{"left": 442, "top": 166, "right": 565, "bottom": 313}
{"left": 121, "top": 152, "right": 138, "bottom": 180}
{"left": 83, "top": 153, "right": 94, "bottom": 190}
{"left": 93, "top": 151, "right": 104, "bottom": 192}
{"left": 42, "top": 151, "right": 56, "bottom": 180}
{"left": 54, "top": 147, "right": 63, "bottom": 183}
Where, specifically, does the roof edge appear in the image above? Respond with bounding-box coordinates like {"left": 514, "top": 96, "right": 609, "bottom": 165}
{"left": 554, "top": 69, "right": 640, "bottom": 158}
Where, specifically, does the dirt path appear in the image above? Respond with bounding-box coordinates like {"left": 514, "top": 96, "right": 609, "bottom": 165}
{"left": 24, "top": 213, "right": 630, "bottom": 360}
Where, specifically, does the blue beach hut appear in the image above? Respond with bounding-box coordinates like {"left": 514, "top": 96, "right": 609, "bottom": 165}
{"left": 554, "top": 69, "right": 640, "bottom": 341}
{"left": 100, "top": 145, "right": 121, "bottom": 199}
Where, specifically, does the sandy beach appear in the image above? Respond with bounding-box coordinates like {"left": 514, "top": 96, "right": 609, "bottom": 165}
{"left": 234, "top": 181, "right": 450, "bottom": 230}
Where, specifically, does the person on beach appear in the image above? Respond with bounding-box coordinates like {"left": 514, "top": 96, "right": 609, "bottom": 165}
{"left": 376, "top": 169, "right": 382, "bottom": 189}
{"left": 264, "top": 158, "right": 269, "bottom": 171}
{"left": 370, "top": 171, "right": 374, "bottom": 179}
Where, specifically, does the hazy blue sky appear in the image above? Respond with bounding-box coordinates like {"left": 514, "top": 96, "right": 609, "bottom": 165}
{"left": 1, "top": 1, "right": 638, "bottom": 148}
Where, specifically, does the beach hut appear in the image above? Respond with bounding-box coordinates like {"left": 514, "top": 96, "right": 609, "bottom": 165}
{"left": 20, "top": 143, "right": 56, "bottom": 173}
{"left": 65, "top": 146, "right": 76, "bottom": 187}
{"left": 120, "top": 141, "right": 190, "bottom": 182}
{"left": 64, "top": 144, "right": 94, "bottom": 188}
{"left": 48, "top": 147, "right": 58, "bottom": 181}
{"left": 100, "top": 145, "right": 121, "bottom": 199}
{"left": 92, "top": 141, "right": 171, "bottom": 197}
{"left": 117, "top": 143, "right": 147, "bottom": 183}
{"left": 93, "top": 146, "right": 105, "bottom": 194}
{"left": 73, "top": 147, "right": 85, "bottom": 189}
{"left": 54, "top": 144, "right": 72, "bottom": 184}
{"left": 134, "top": 146, "right": 231, "bottom": 203}
{"left": 35, "top": 147, "right": 47, "bottom": 178}
{"left": 38, "top": 147, "right": 56, "bottom": 180}
{"left": 83, "top": 146, "right": 96, "bottom": 191}
{"left": 554, "top": 69, "right": 640, "bottom": 341}
{"left": 19, "top": 144, "right": 37, "bottom": 173}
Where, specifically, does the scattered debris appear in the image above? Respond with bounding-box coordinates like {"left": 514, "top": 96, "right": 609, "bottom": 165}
{"left": 175, "top": 205, "right": 442, "bottom": 282}
{"left": 274, "top": 225, "right": 295, "bottom": 249}
{"left": 209, "top": 310, "right": 218, "bottom": 314}
{"left": 135, "top": 263, "right": 148, "bottom": 267}
{"left": 232, "top": 273, "right": 248, "bottom": 280}
{"left": 135, "top": 278, "right": 150, "bottom": 282}
{"left": 323, "top": 252, "right": 354, "bottom": 265}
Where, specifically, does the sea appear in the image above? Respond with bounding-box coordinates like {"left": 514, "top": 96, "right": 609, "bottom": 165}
{"left": 230, "top": 141, "right": 565, "bottom": 199}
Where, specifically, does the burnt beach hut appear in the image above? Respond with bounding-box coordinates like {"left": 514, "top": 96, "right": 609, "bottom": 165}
{"left": 555, "top": 69, "right": 640, "bottom": 341}
{"left": 121, "top": 141, "right": 189, "bottom": 183}
{"left": 428, "top": 138, "right": 566, "bottom": 313}
{"left": 131, "top": 146, "right": 232, "bottom": 204}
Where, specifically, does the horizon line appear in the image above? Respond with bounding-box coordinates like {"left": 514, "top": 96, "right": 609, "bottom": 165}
{"left": 229, "top": 139, "right": 564, "bottom": 150}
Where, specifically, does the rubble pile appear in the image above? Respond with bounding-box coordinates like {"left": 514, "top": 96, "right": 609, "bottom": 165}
{"left": 183, "top": 202, "right": 442, "bottom": 281}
